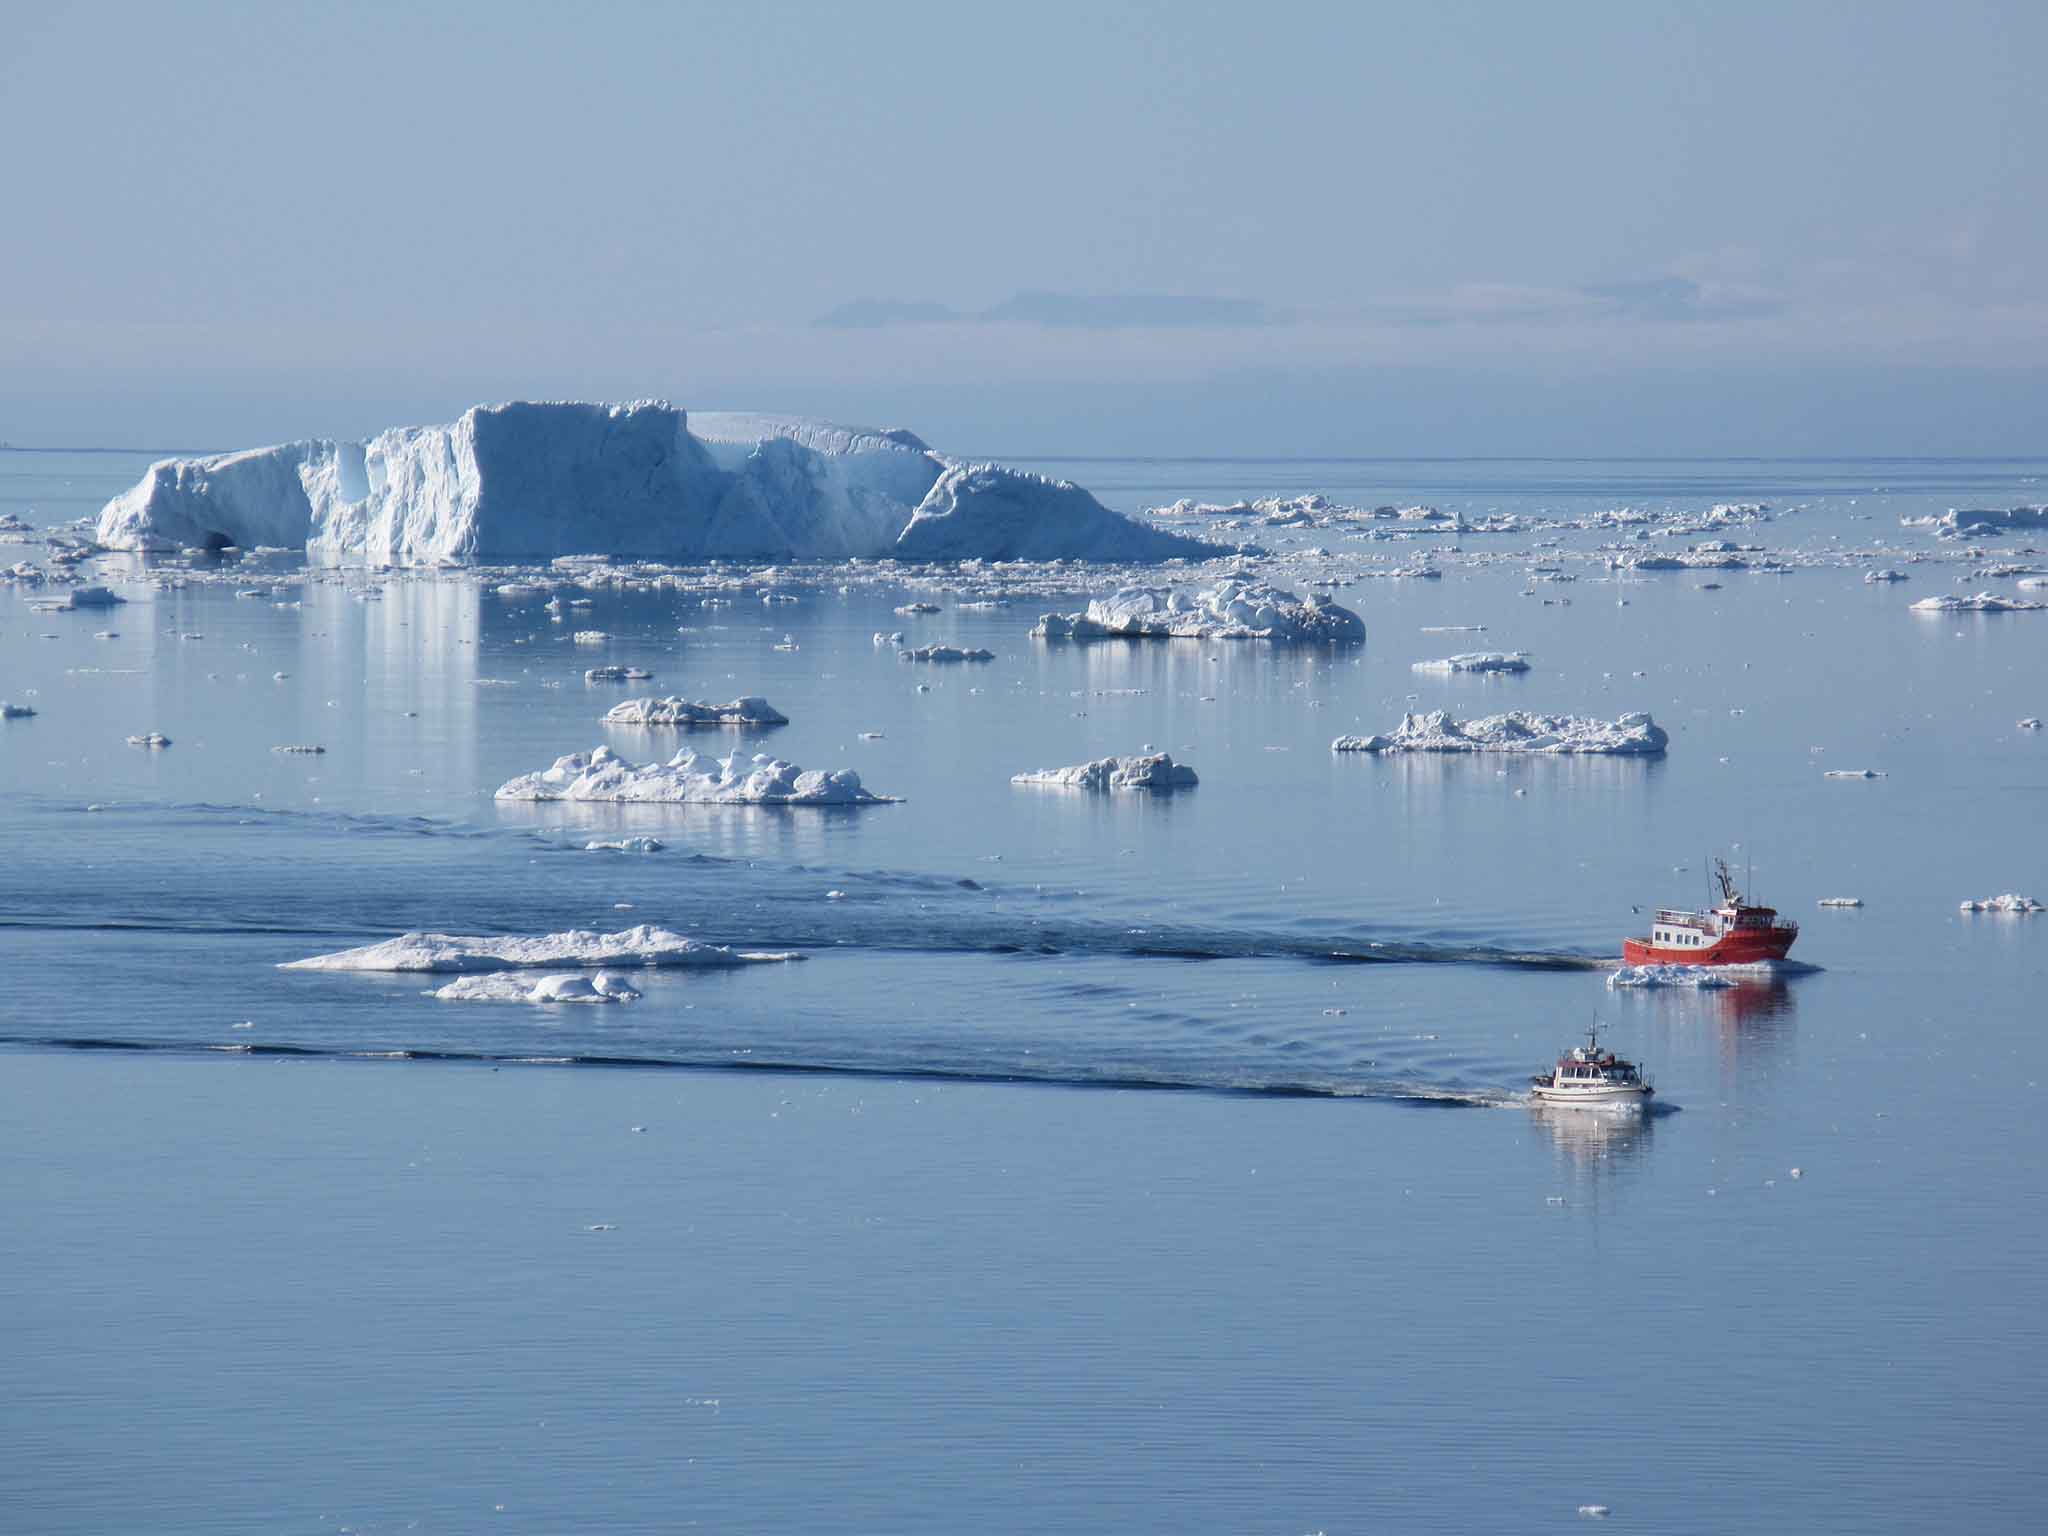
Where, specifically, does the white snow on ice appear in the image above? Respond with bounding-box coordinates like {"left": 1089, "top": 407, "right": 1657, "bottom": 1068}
{"left": 1032, "top": 579, "right": 1363, "bottom": 642}
{"left": 602, "top": 696, "right": 788, "bottom": 727}
{"left": 495, "top": 743, "right": 895, "bottom": 805}
{"left": 1332, "top": 710, "right": 1668, "bottom": 756}
{"left": 1011, "top": 752, "right": 1200, "bottom": 791}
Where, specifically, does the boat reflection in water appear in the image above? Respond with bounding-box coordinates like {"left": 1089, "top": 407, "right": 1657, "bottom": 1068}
{"left": 1529, "top": 1095, "right": 1659, "bottom": 1177}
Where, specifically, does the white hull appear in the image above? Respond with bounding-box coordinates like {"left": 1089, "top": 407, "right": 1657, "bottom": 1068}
{"left": 1530, "top": 1085, "right": 1653, "bottom": 1110}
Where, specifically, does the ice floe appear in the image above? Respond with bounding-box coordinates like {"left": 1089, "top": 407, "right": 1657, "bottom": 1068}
{"left": 495, "top": 744, "right": 896, "bottom": 804}
{"left": 1822, "top": 768, "right": 1885, "bottom": 779}
{"left": 1959, "top": 894, "right": 2043, "bottom": 914}
{"left": 1607, "top": 965, "right": 1736, "bottom": 989}
{"left": 1412, "top": 651, "right": 1531, "bottom": 674}
{"left": 126, "top": 731, "right": 172, "bottom": 748}
{"left": 1332, "top": 710, "right": 1668, "bottom": 756}
{"left": 585, "top": 836, "right": 666, "bottom": 853}
{"left": 584, "top": 664, "right": 654, "bottom": 682}
{"left": 1032, "top": 579, "right": 1363, "bottom": 642}
{"left": 899, "top": 644, "right": 993, "bottom": 662}
{"left": 1909, "top": 591, "right": 2046, "bottom": 613}
{"left": 602, "top": 695, "right": 788, "bottom": 727}
{"left": 1817, "top": 897, "right": 1864, "bottom": 908}
{"left": 1011, "top": 752, "right": 1199, "bottom": 791}
{"left": 1928, "top": 506, "right": 2048, "bottom": 539}
{"left": 431, "top": 971, "right": 646, "bottom": 1004}
{"left": 282, "top": 923, "right": 800, "bottom": 972}
{"left": 95, "top": 402, "right": 1216, "bottom": 566}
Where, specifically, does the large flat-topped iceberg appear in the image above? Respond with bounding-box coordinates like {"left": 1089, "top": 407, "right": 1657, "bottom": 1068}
{"left": 1333, "top": 710, "right": 1669, "bottom": 755}
{"left": 96, "top": 401, "right": 1219, "bottom": 566}
{"left": 496, "top": 743, "right": 896, "bottom": 804}
{"left": 1011, "top": 752, "right": 1199, "bottom": 790}
{"left": 1032, "top": 580, "right": 1363, "bottom": 642}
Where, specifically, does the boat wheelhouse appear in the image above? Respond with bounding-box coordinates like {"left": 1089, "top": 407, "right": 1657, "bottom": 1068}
{"left": 1622, "top": 858, "right": 1798, "bottom": 967}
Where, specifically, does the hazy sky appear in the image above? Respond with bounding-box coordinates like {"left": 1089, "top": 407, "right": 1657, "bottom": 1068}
{"left": 4, "top": 0, "right": 2045, "bottom": 453}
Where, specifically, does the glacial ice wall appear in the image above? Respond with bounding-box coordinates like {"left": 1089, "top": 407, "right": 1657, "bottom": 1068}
{"left": 96, "top": 401, "right": 1217, "bottom": 566}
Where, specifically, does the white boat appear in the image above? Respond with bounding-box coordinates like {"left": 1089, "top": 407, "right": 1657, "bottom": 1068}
{"left": 1530, "top": 1021, "right": 1654, "bottom": 1109}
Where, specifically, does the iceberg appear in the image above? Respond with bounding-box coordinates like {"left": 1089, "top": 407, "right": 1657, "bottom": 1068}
{"left": 1031, "top": 579, "right": 1364, "bottom": 642}
{"left": 1959, "top": 894, "right": 2043, "bottom": 914}
{"left": 584, "top": 665, "right": 654, "bottom": 682}
{"left": 1908, "top": 591, "right": 2046, "bottom": 613}
{"left": 602, "top": 695, "right": 788, "bottom": 727}
{"left": 95, "top": 401, "right": 1218, "bottom": 566}
{"left": 1929, "top": 506, "right": 2048, "bottom": 539}
{"left": 283, "top": 923, "right": 799, "bottom": 972}
{"left": 1011, "top": 752, "right": 1199, "bottom": 791}
{"left": 432, "top": 971, "right": 645, "bottom": 1004}
{"left": 1332, "top": 710, "right": 1668, "bottom": 756}
{"left": 898, "top": 644, "right": 993, "bottom": 662}
{"left": 1412, "top": 651, "right": 1531, "bottom": 674}
{"left": 495, "top": 743, "right": 896, "bottom": 804}
{"left": 1, "top": 701, "right": 35, "bottom": 720}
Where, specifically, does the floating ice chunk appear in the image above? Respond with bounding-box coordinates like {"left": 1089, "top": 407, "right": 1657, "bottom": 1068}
{"left": 432, "top": 970, "right": 646, "bottom": 1003}
{"left": 872, "top": 631, "right": 905, "bottom": 645}
{"left": 271, "top": 744, "right": 326, "bottom": 755}
{"left": 1608, "top": 965, "right": 1736, "bottom": 989}
{"left": 127, "top": 731, "right": 172, "bottom": 748}
{"left": 1, "top": 701, "right": 34, "bottom": 720}
{"left": 585, "top": 836, "right": 666, "bottom": 852}
{"left": 1818, "top": 897, "right": 1863, "bottom": 908}
{"left": 572, "top": 629, "right": 610, "bottom": 643}
{"left": 1864, "top": 568, "right": 1909, "bottom": 583}
{"left": 1412, "top": 651, "right": 1531, "bottom": 674}
{"left": 1909, "top": 591, "right": 2046, "bottom": 613}
{"left": 584, "top": 664, "right": 654, "bottom": 682}
{"left": 1929, "top": 505, "right": 2048, "bottom": 539}
{"left": 1959, "top": 894, "right": 2043, "bottom": 914}
{"left": 61, "top": 585, "right": 126, "bottom": 609}
{"left": 899, "top": 644, "right": 993, "bottom": 662}
{"left": 1033, "top": 579, "right": 1364, "bottom": 643}
{"left": 2019, "top": 718, "right": 2043, "bottom": 730}
{"left": 283, "top": 923, "right": 800, "bottom": 972}
{"left": 1333, "top": 710, "right": 1668, "bottom": 756}
{"left": 1578, "top": 1505, "right": 1611, "bottom": 1519}
{"left": 495, "top": 743, "right": 897, "bottom": 804}
{"left": 602, "top": 695, "right": 788, "bottom": 727}
{"left": 894, "top": 602, "right": 940, "bottom": 615}
{"left": 1822, "top": 768, "right": 1885, "bottom": 779}
{"left": 1011, "top": 752, "right": 1199, "bottom": 791}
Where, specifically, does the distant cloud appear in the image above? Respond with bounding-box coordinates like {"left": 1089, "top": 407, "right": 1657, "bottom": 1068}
{"left": 815, "top": 290, "right": 1275, "bottom": 330}
{"left": 1374, "top": 275, "right": 1783, "bottom": 328}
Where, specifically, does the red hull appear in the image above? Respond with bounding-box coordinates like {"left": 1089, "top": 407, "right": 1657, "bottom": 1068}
{"left": 1622, "top": 928, "right": 1796, "bottom": 966}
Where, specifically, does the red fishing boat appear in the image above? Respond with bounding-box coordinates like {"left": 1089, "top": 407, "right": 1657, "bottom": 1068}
{"left": 1623, "top": 858, "right": 1798, "bottom": 966}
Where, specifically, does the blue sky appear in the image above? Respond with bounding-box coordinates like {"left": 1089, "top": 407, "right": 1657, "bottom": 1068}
{"left": 4, "top": 0, "right": 2044, "bottom": 453}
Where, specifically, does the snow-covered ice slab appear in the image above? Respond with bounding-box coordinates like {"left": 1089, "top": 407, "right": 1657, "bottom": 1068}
{"left": 1909, "top": 591, "right": 2047, "bottom": 613}
{"left": 1011, "top": 752, "right": 1199, "bottom": 791}
{"left": 1929, "top": 506, "right": 2048, "bottom": 539}
{"left": 1818, "top": 897, "right": 1864, "bottom": 908}
{"left": 584, "top": 665, "right": 653, "bottom": 682}
{"left": 899, "top": 644, "right": 993, "bottom": 662}
{"left": 1607, "top": 964, "right": 1736, "bottom": 989}
{"left": 95, "top": 401, "right": 1219, "bottom": 566}
{"left": 1032, "top": 579, "right": 1364, "bottom": 642}
{"left": 602, "top": 695, "right": 788, "bottom": 727}
{"left": 432, "top": 971, "right": 646, "bottom": 1004}
{"left": 585, "top": 836, "right": 666, "bottom": 852}
{"left": 1959, "top": 894, "right": 2043, "bottom": 913}
{"left": 283, "top": 923, "right": 801, "bottom": 972}
{"left": 1332, "top": 710, "right": 1668, "bottom": 756}
{"left": 1412, "top": 651, "right": 1531, "bottom": 674}
{"left": 496, "top": 744, "right": 896, "bottom": 805}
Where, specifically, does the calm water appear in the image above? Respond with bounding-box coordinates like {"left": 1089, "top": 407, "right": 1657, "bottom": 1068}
{"left": 4, "top": 449, "right": 2046, "bottom": 1532}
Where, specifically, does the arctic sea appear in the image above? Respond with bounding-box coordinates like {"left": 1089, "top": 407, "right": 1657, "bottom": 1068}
{"left": 4, "top": 449, "right": 2046, "bottom": 1534}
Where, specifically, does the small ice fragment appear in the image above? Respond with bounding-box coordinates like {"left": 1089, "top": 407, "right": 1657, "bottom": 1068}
{"left": 826, "top": 890, "right": 847, "bottom": 899}
{"left": 1789, "top": 1167, "right": 1803, "bottom": 1179}
{"left": 1578, "top": 1505, "right": 1611, "bottom": 1519}
{"left": 126, "top": 731, "right": 172, "bottom": 748}
{"left": 1823, "top": 768, "right": 1885, "bottom": 779}
{"left": 1818, "top": 897, "right": 1862, "bottom": 908}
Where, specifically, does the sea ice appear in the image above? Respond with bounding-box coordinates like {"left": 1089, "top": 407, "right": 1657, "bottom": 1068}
{"left": 1412, "top": 651, "right": 1531, "bottom": 674}
{"left": 1332, "top": 710, "right": 1668, "bottom": 756}
{"left": 1011, "top": 752, "right": 1199, "bottom": 791}
{"left": 270, "top": 744, "right": 326, "bottom": 755}
{"left": 1909, "top": 591, "right": 2046, "bottom": 613}
{"left": 1032, "top": 579, "right": 1364, "bottom": 642}
{"left": 584, "top": 665, "right": 654, "bottom": 682}
{"left": 61, "top": 585, "right": 126, "bottom": 609}
{"left": 95, "top": 401, "right": 1217, "bottom": 566}
{"left": 1822, "top": 769, "right": 1885, "bottom": 779}
{"left": 282, "top": 923, "right": 799, "bottom": 972}
{"left": 1607, "top": 965, "right": 1736, "bottom": 989}
{"left": 431, "top": 971, "right": 645, "bottom": 1004}
{"left": 602, "top": 695, "right": 788, "bottom": 727}
{"left": 585, "top": 837, "right": 666, "bottom": 852}
{"left": 1928, "top": 506, "right": 2048, "bottom": 539}
{"left": 127, "top": 731, "right": 172, "bottom": 748}
{"left": 1817, "top": 897, "right": 1864, "bottom": 908}
{"left": 495, "top": 744, "right": 896, "bottom": 804}
{"left": 898, "top": 645, "right": 993, "bottom": 662}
